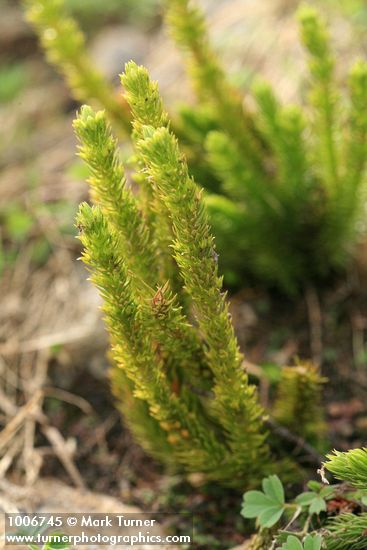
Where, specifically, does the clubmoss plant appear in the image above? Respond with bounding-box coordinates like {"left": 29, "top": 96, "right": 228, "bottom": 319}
{"left": 120, "top": 62, "right": 180, "bottom": 291}
{"left": 165, "top": 1, "right": 367, "bottom": 291}
{"left": 323, "top": 449, "right": 367, "bottom": 549}
{"left": 24, "top": 0, "right": 131, "bottom": 134}
{"left": 324, "top": 447, "right": 367, "bottom": 488}
{"left": 273, "top": 363, "right": 326, "bottom": 448}
{"left": 25, "top": 0, "right": 352, "bottom": 489}
{"left": 73, "top": 62, "right": 330, "bottom": 487}
{"left": 25, "top": 0, "right": 367, "bottom": 293}
{"left": 325, "top": 514, "right": 367, "bottom": 550}
{"left": 163, "top": 0, "right": 263, "bottom": 165}
{"left": 74, "top": 72, "right": 275, "bottom": 486}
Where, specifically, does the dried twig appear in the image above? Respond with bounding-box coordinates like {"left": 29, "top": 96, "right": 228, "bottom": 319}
{"left": 43, "top": 387, "right": 93, "bottom": 415}
{"left": 0, "top": 324, "right": 96, "bottom": 356}
{"left": 40, "top": 423, "right": 85, "bottom": 490}
{"left": 0, "top": 386, "right": 17, "bottom": 417}
{"left": 265, "top": 416, "right": 323, "bottom": 465}
{"left": 0, "top": 390, "right": 43, "bottom": 452}
{"left": 0, "top": 438, "right": 23, "bottom": 478}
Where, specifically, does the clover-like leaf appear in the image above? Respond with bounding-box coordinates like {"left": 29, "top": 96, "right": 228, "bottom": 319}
{"left": 278, "top": 534, "right": 322, "bottom": 550}
{"left": 295, "top": 484, "right": 334, "bottom": 517}
{"left": 278, "top": 535, "right": 303, "bottom": 550}
{"left": 307, "top": 480, "right": 322, "bottom": 492}
{"left": 295, "top": 492, "right": 316, "bottom": 506}
{"left": 319, "top": 486, "right": 335, "bottom": 499}
{"left": 303, "top": 534, "right": 322, "bottom": 550}
{"left": 296, "top": 492, "right": 326, "bottom": 515}
{"left": 309, "top": 495, "right": 327, "bottom": 515}
{"left": 242, "top": 475, "right": 286, "bottom": 528}
{"left": 263, "top": 474, "right": 285, "bottom": 503}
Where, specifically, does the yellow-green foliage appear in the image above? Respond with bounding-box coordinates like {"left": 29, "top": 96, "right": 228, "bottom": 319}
{"left": 323, "top": 448, "right": 367, "bottom": 549}
{"left": 120, "top": 63, "right": 179, "bottom": 291}
{"left": 325, "top": 513, "right": 367, "bottom": 550}
{"left": 324, "top": 448, "right": 367, "bottom": 488}
{"left": 25, "top": 0, "right": 335, "bottom": 485}
{"left": 163, "top": 0, "right": 262, "bottom": 163}
{"left": 273, "top": 363, "right": 326, "bottom": 447}
{"left": 74, "top": 65, "right": 333, "bottom": 487}
{"left": 24, "top": 0, "right": 130, "bottom": 134}
{"left": 25, "top": 0, "right": 367, "bottom": 293}
{"left": 168, "top": 1, "right": 367, "bottom": 292}
{"left": 74, "top": 66, "right": 277, "bottom": 487}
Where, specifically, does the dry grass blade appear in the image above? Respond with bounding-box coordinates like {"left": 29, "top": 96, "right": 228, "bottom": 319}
{"left": 0, "top": 390, "right": 43, "bottom": 452}
{"left": 40, "top": 424, "right": 85, "bottom": 489}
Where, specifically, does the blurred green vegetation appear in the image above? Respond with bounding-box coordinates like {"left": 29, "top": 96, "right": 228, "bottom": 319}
{"left": 0, "top": 196, "right": 77, "bottom": 276}
{"left": 0, "top": 62, "right": 28, "bottom": 103}
{"left": 64, "top": 0, "right": 160, "bottom": 26}
{"left": 0, "top": 0, "right": 159, "bottom": 278}
{"left": 327, "top": 0, "right": 367, "bottom": 22}
{"left": 2, "top": 0, "right": 367, "bottom": 290}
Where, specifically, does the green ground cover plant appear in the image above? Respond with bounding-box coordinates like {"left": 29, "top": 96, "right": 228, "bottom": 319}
{"left": 25, "top": 0, "right": 367, "bottom": 293}
{"left": 20, "top": 3, "right": 367, "bottom": 545}
{"left": 242, "top": 448, "right": 367, "bottom": 549}
{"left": 64, "top": 0, "right": 158, "bottom": 25}
{"left": 73, "top": 61, "right": 327, "bottom": 488}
